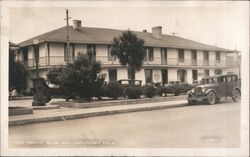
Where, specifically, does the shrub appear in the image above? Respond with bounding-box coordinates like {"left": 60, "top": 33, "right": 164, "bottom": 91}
{"left": 143, "top": 85, "right": 156, "bottom": 98}
{"left": 46, "top": 54, "right": 104, "bottom": 101}
{"left": 180, "top": 83, "right": 195, "bottom": 93}
{"left": 159, "top": 86, "right": 174, "bottom": 96}
{"left": 126, "top": 86, "right": 142, "bottom": 99}
{"left": 106, "top": 82, "right": 124, "bottom": 99}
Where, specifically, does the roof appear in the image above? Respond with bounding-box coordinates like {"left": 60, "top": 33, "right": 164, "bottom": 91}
{"left": 9, "top": 42, "right": 19, "bottom": 48}
{"left": 19, "top": 26, "right": 234, "bottom": 52}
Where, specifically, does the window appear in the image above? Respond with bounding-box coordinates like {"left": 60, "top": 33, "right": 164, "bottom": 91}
{"left": 213, "top": 78, "right": 218, "bottom": 83}
{"left": 192, "top": 70, "right": 198, "bottom": 81}
{"left": 145, "top": 47, "right": 154, "bottom": 62}
{"left": 64, "top": 44, "right": 75, "bottom": 61}
{"left": 204, "top": 70, "right": 210, "bottom": 77}
{"left": 191, "top": 50, "right": 197, "bottom": 65}
{"left": 145, "top": 69, "right": 153, "bottom": 84}
{"left": 161, "top": 48, "right": 167, "bottom": 64}
{"left": 214, "top": 69, "right": 222, "bottom": 75}
{"left": 22, "top": 47, "right": 28, "bottom": 61}
{"left": 108, "top": 69, "right": 117, "bottom": 82}
{"left": 232, "top": 76, "right": 238, "bottom": 82}
{"left": 108, "top": 45, "right": 116, "bottom": 61}
{"left": 178, "top": 49, "right": 184, "bottom": 62}
{"left": 87, "top": 44, "right": 96, "bottom": 59}
{"left": 226, "top": 76, "right": 232, "bottom": 82}
{"left": 216, "top": 51, "right": 220, "bottom": 63}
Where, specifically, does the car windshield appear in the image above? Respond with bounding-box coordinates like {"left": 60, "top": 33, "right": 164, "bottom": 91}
{"left": 201, "top": 77, "right": 217, "bottom": 84}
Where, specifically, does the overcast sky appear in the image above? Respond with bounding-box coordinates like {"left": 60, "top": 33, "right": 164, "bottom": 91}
{"left": 9, "top": 1, "right": 249, "bottom": 54}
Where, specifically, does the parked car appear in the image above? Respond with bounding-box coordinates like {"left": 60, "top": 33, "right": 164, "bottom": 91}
{"left": 117, "top": 79, "right": 142, "bottom": 87}
{"left": 187, "top": 74, "right": 241, "bottom": 105}
{"left": 117, "top": 79, "right": 142, "bottom": 98}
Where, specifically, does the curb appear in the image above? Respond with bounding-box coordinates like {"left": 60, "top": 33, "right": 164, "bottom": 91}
{"left": 9, "top": 103, "right": 185, "bottom": 126}
{"left": 9, "top": 107, "right": 33, "bottom": 116}
{"left": 9, "top": 96, "right": 33, "bottom": 101}
{"left": 52, "top": 95, "right": 186, "bottom": 108}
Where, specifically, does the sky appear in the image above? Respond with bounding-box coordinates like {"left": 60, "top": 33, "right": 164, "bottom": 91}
{"left": 9, "top": 1, "right": 249, "bottom": 55}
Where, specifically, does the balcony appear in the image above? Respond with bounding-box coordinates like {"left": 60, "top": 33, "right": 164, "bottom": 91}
{"left": 20, "top": 56, "right": 229, "bottom": 68}
{"left": 20, "top": 56, "right": 66, "bottom": 68}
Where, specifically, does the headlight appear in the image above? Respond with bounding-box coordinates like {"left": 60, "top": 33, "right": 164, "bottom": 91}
{"left": 191, "top": 88, "right": 195, "bottom": 93}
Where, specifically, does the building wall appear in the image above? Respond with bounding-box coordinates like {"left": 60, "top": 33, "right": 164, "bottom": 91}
{"left": 96, "top": 44, "right": 109, "bottom": 64}
{"left": 39, "top": 43, "right": 46, "bottom": 57}
{"left": 117, "top": 68, "right": 128, "bottom": 81}
{"left": 167, "top": 48, "right": 178, "bottom": 65}
{"left": 168, "top": 68, "right": 178, "bottom": 82}
{"left": 221, "top": 52, "right": 227, "bottom": 65}
{"left": 197, "top": 50, "right": 203, "bottom": 66}
{"left": 136, "top": 69, "right": 145, "bottom": 84}
{"left": 186, "top": 69, "right": 193, "bottom": 84}
{"left": 21, "top": 42, "right": 231, "bottom": 93}
{"left": 49, "top": 42, "right": 65, "bottom": 65}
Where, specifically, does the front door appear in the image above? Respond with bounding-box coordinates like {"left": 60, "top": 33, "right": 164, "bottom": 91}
{"left": 192, "top": 70, "right": 198, "bottom": 82}
{"left": 108, "top": 69, "right": 117, "bottom": 82}
{"left": 177, "top": 69, "right": 187, "bottom": 83}
{"left": 161, "top": 69, "right": 168, "bottom": 84}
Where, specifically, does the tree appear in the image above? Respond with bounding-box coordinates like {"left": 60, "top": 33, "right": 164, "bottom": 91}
{"left": 46, "top": 54, "right": 104, "bottom": 101}
{"left": 9, "top": 43, "right": 28, "bottom": 93}
{"left": 111, "top": 31, "right": 145, "bottom": 85}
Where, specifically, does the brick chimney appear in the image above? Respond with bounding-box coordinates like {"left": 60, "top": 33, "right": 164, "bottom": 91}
{"left": 73, "top": 20, "right": 82, "bottom": 30}
{"left": 152, "top": 26, "right": 162, "bottom": 39}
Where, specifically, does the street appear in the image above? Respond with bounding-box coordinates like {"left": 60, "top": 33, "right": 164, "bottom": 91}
{"left": 9, "top": 99, "right": 240, "bottom": 148}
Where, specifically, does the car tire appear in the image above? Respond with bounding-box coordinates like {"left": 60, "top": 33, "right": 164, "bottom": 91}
{"left": 207, "top": 91, "right": 216, "bottom": 105}
{"left": 232, "top": 89, "right": 241, "bottom": 102}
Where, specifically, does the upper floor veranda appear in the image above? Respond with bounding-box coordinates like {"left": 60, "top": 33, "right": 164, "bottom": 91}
{"left": 17, "top": 42, "right": 234, "bottom": 69}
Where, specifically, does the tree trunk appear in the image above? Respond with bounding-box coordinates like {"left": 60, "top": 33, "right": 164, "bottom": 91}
{"left": 130, "top": 67, "right": 135, "bottom": 86}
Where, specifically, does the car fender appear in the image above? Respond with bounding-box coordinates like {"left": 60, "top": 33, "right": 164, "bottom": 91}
{"left": 204, "top": 89, "right": 218, "bottom": 97}
{"left": 232, "top": 87, "right": 241, "bottom": 94}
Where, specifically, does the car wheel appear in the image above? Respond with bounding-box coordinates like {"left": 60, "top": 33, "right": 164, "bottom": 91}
{"left": 232, "top": 89, "right": 241, "bottom": 102}
{"left": 207, "top": 91, "right": 216, "bottom": 105}
{"left": 188, "top": 100, "right": 196, "bottom": 105}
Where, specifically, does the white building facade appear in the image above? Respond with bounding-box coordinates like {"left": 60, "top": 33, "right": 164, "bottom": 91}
{"left": 17, "top": 21, "right": 234, "bottom": 92}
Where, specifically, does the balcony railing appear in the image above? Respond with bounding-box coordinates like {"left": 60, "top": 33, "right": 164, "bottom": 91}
{"left": 20, "top": 56, "right": 66, "bottom": 68}
{"left": 20, "top": 56, "right": 230, "bottom": 68}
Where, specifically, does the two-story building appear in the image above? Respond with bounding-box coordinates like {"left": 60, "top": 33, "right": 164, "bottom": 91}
{"left": 17, "top": 20, "right": 235, "bottom": 92}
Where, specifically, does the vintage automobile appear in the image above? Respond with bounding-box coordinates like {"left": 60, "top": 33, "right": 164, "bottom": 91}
{"left": 187, "top": 74, "right": 241, "bottom": 105}
{"left": 117, "top": 79, "right": 142, "bottom": 87}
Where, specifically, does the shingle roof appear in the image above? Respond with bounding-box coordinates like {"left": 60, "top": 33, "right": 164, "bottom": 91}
{"left": 19, "top": 26, "right": 234, "bottom": 52}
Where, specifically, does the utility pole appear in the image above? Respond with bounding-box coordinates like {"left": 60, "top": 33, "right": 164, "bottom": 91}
{"left": 65, "top": 9, "right": 71, "bottom": 64}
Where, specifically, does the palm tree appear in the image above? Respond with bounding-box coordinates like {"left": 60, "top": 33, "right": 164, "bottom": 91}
{"left": 111, "top": 31, "right": 145, "bottom": 85}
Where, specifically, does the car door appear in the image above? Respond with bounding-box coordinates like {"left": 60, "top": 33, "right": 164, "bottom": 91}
{"left": 226, "top": 76, "right": 236, "bottom": 96}
{"left": 218, "top": 76, "right": 227, "bottom": 97}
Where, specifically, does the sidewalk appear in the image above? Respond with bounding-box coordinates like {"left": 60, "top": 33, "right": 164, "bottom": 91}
{"left": 9, "top": 99, "right": 187, "bottom": 126}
